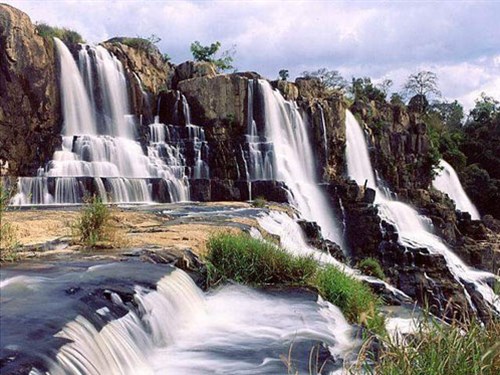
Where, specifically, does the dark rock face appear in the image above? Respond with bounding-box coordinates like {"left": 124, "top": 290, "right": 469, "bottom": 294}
{"left": 351, "top": 100, "right": 432, "bottom": 191}
{"left": 327, "top": 180, "right": 484, "bottom": 321}
{"left": 0, "top": 4, "right": 62, "bottom": 176}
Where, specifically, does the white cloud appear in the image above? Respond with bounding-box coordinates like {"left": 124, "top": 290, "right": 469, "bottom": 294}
{"left": 4, "top": 0, "right": 499, "bottom": 109}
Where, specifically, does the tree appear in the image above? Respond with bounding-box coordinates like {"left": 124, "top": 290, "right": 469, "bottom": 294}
{"left": 377, "top": 79, "right": 393, "bottom": 96}
{"left": 301, "top": 68, "right": 347, "bottom": 91}
{"left": 190, "top": 41, "right": 235, "bottom": 72}
{"left": 469, "top": 93, "right": 499, "bottom": 124}
{"left": 350, "top": 77, "right": 385, "bottom": 102}
{"left": 403, "top": 71, "right": 441, "bottom": 100}
{"left": 429, "top": 100, "right": 464, "bottom": 129}
{"left": 278, "top": 69, "right": 289, "bottom": 81}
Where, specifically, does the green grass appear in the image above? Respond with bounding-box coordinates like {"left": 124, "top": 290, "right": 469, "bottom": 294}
{"left": 36, "top": 22, "right": 84, "bottom": 45}
{"left": 205, "top": 232, "right": 384, "bottom": 334}
{"left": 71, "top": 196, "right": 113, "bottom": 247}
{"left": 0, "top": 183, "right": 19, "bottom": 262}
{"left": 359, "top": 317, "right": 500, "bottom": 375}
{"left": 206, "top": 232, "right": 317, "bottom": 286}
{"left": 357, "top": 257, "right": 386, "bottom": 280}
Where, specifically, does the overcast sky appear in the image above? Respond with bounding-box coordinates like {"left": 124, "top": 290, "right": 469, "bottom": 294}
{"left": 5, "top": 0, "right": 500, "bottom": 111}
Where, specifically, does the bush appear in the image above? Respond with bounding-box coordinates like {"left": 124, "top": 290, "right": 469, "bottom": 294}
{"left": 251, "top": 196, "right": 267, "bottom": 208}
{"left": 363, "top": 317, "right": 500, "bottom": 375}
{"left": 36, "top": 22, "right": 84, "bottom": 45}
{"left": 357, "top": 257, "right": 385, "bottom": 280}
{"left": 71, "top": 196, "right": 113, "bottom": 247}
{"left": 0, "top": 183, "right": 18, "bottom": 262}
{"left": 206, "top": 232, "right": 317, "bottom": 286}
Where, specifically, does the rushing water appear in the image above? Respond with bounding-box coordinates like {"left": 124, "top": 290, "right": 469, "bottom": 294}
{"left": 432, "top": 159, "right": 480, "bottom": 220}
{"left": 344, "top": 110, "right": 500, "bottom": 314}
{"left": 11, "top": 39, "right": 192, "bottom": 205}
{"left": 243, "top": 80, "right": 343, "bottom": 247}
{"left": 1, "top": 262, "right": 357, "bottom": 375}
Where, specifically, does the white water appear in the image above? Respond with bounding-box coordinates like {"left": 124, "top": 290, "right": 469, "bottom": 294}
{"left": 345, "top": 110, "right": 500, "bottom": 314}
{"left": 247, "top": 80, "right": 343, "bottom": 246}
{"left": 432, "top": 159, "right": 480, "bottom": 220}
{"left": 12, "top": 39, "right": 191, "bottom": 205}
{"left": 42, "top": 268, "right": 356, "bottom": 375}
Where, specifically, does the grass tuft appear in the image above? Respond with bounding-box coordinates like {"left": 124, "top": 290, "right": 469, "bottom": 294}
{"left": 0, "top": 183, "right": 19, "bottom": 262}
{"left": 357, "top": 316, "right": 500, "bottom": 375}
{"left": 71, "top": 196, "right": 117, "bottom": 247}
{"left": 357, "top": 257, "right": 386, "bottom": 280}
{"left": 36, "top": 22, "right": 84, "bottom": 45}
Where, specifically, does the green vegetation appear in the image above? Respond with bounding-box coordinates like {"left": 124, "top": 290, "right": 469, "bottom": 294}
{"left": 109, "top": 34, "right": 162, "bottom": 55}
{"left": 190, "top": 40, "right": 235, "bottom": 72}
{"left": 35, "top": 22, "right": 84, "bottom": 45}
{"left": 301, "top": 68, "right": 348, "bottom": 92}
{"left": 71, "top": 196, "right": 114, "bottom": 247}
{"left": 205, "top": 232, "right": 383, "bottom": 333}
{"left": 357, "top": 257, "right": 385, "bottom": 280}
{"left": 251, "top": 196, "right": 267, "bottom": 208}
{"left": 278, "top": 69, "right": 289, "bottom": 81}
{"left": 205, "top": 232, "right": 317, "bottom": 286}
{"left": 358, "top": 317, "right": 500, "bottom": 375}
{"left": 0, "top": 183, "right": 18, "bottom": 262}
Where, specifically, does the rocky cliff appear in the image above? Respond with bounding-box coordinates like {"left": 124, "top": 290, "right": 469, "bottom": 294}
{"left": 0, "top": 4, "right": 61, "bottom": 176}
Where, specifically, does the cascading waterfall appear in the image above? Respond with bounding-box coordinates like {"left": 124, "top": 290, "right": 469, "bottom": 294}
{"left": 244, "top": 80, "right": 343, "bottom": 246}
{"left": 345, "top": 110, "right": 500, "bottom": 314}
{"left": 432, "top": 159, "right": 480, "bottom": 220}
{"left": 11, "top": 38, "right": 191, "bottom": 205}
{"left": 1, "top": 266, "right": 356, "bottom": 374}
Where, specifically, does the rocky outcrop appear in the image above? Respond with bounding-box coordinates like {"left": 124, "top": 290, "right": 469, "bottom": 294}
{"left": 351, "top": 100, "right": 432, "bottom": 191}
{"left": 172, "top": 60, "right": 217, "bottom": 88}
{"left": 327, "top": 180, "right": 480, "bottom": 321}
{"left": 0, "top": 4, "right": 61, "bottom": 176}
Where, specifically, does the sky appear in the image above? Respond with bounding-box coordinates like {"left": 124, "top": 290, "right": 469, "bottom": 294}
{"left": 5, "top": 0, "right": 500, "bottom": 111}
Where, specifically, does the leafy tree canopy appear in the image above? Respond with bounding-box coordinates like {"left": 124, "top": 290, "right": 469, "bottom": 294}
{"left": 190, "top": 41, "right": 235, "bottom": 72}
{"left": 278, "top": 69, "right": 289, "bottom": 81}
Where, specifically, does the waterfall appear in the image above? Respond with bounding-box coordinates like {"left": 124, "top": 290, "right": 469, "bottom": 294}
{"left": 1, "top": 266, "right": 356, "bottom": 374}
{"left": 252, "top": 80, "right": 343, "bottom": 246}
{"left": 345, "top": 109, "right": 500, "bottom": 314}
{"left": 432, "top": 159, "right": 480, "bottom": 220}
{"left": 11, "top": 39, "right": 191, "bottom": 205}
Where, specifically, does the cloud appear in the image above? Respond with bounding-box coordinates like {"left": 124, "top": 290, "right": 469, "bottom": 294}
{"left": 4, "top": 0, "right": 499, "bottom": 110}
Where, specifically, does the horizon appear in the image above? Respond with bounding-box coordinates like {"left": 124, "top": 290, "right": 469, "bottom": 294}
{"left": 4, "top": 0, "right": 500, "bottom": 111}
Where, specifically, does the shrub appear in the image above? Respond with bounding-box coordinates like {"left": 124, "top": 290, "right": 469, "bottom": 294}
{"left": 362, "top": 317, "right": 500, "bottom": 375}
{"left": 205, "top": 232, "right": 317, "bottom": 286}
{"left": 36, "top": 22, "right": 84, "bottom": 45}
{"left": 0, "top": 183, "right": 18, "bottom": 262}
{"left": 71, "top": 196, "right": 113, "bottom": 247}
{"left": 357, "top": 257, "right": 385, "bottom": 280}
{"left": 252, "top": 196, "right": 267, "bottom": 208}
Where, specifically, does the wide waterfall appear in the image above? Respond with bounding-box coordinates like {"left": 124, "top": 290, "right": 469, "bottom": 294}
{"left": 1, "top": 264, "right": 356, "bottom": 374}
{"left": 243, "top": 80, "right": 343, "bottom": 246}
{"left": 432, "top": 159, "right": 480, "bottom": 220}
{"left": 345, "top": 110, "right": 500, "bottom": 314}
{"left": 11, "top": 39, "right": 191, "bottom": 205}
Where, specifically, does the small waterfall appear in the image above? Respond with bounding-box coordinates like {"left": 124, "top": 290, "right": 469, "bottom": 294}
{"left": 251, "top": 80, "right": 343, "bottom": 246}
{"left": 432, "top": 159, "right": 480, "bottom": 220}
{"left": 2, "top": 266, "right": 357, "bottom": 374}
{"left": 345, "top": 110, "right": 500, "bottom": 314}
{"left": 242, "top": 80, "right": 275, "bottom": 181}
{"left": 11, "top": 39, "right": 193, "bottom": 205}
{"left": 318, "top": 103, "right": 329, "bottom": 159}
